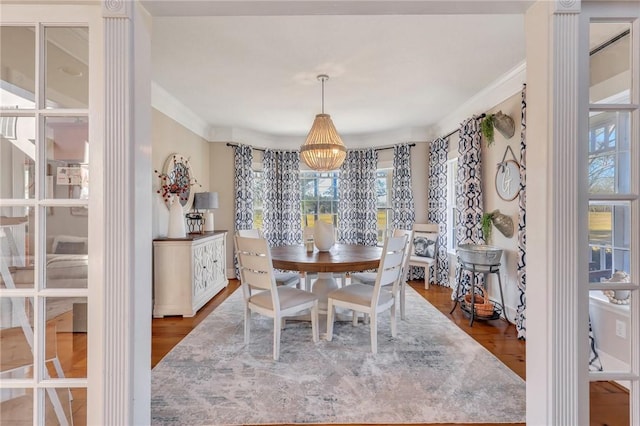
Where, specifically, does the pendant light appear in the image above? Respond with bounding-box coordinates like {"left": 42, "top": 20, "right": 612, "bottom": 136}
{"left": 300, "top": 74, "right": 347, "bottom": 171}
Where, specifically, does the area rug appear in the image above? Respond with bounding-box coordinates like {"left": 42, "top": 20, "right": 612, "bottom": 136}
{"left": 151, "top": 286, "right": 525, "bottom": 425}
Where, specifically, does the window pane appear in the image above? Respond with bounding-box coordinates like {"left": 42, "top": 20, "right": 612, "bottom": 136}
{"left": 0, "top": 26, "right": 36, "bottom": 109}
{"left": 588, "top": 292, "right": 632, "bottom": 377}
{"left": 45, "top": 117, "right": 89, "bottom": 199}
{"left": 1, "top": 116, "right": 36, "bottom": 199}
{"left": 588, "top": 111, "right": 630, "bottom": 195}
{"left": 589, "top": 23, "right": 631, "bottom": 104}
{"left": 0, "top": 388, "right": 33, "bottom": 422}
{"left": 43, "top": 386, "right": 80, "bottom": 425}
{"left": 588, "top": 202, "right": 630, "bottom": 283}
{"left": 1, "top": 211, "right": 35, "bottom": 290}
{"left": 0, "top": 297, "right": 34, "bottom": 377}
{"left": 44, "top": 297, "right": 87, "bottom": 378}
{"left": 45, "top": 27, "right": 89, "bottom": 109}
{"left": 45, "top": 207, "right": 88, "bottom": 289}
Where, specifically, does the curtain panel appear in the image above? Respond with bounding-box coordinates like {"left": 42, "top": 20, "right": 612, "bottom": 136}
{"left": 516, "top": 85, "right": 527, "bottom": 339}
{"left": 262, "top": 150, "right": 302, "bottom": 247}
{"left": 391, "top": 143, "right": 415, "bottom": 230}
{"left": 428, "top": 137, "right": 450, "bottom": 286}
{"left": 233, "top": 144, "right": 254, "bottom": 276}
{"left": 338, "top": 149, "right": 378, "bottom": 246}
{"left": 454, "top": 116, "right": 484, "bottom": 298}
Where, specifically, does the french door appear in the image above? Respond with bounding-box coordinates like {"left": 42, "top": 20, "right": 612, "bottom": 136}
{"left": 581, "top": 3, "right": 640, "bottom": 424}
{"left": 0, "top": 5, "right": 101, "bottom": 425}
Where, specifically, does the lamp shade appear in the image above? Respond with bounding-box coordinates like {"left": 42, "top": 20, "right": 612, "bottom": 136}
{"left": 300, "top": 113, "right": 347, "bottom": 171}
{"left": 194, "top": 192, "right": 219, "bottom": 210}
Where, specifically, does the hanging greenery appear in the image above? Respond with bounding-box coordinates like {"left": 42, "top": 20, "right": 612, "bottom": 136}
{"left": 481, "top": 212, "right": 493, "bottom": 243}
{"left": 480, "top": 114, "right": 495, "bottom": 146}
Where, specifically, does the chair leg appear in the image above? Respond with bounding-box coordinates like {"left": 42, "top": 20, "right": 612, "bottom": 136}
{"left": 273, "top": 316, "right": 281, "bottom": 361}
{"left": 352, "top": 310, "right": 359, "bottom": 326}
{"left": 400, "top": 281, "right": 406, "bottom": 320}
{"left": 244, "top": 306, "right": 251, "bottom": 344}
{"left": 370, "top": 312, "right": 378, "bottom": 354}
{"left": 425, "top": 265, "right": 431, "bottom": 290}
{"left": 391, "top": 303, "right": 397, "bottom": 338}
{"left": 326, "top": 300, "right": 335, "bottom": 341}
{"left": 311, "top": 302, "right": 319, "bottom": 343}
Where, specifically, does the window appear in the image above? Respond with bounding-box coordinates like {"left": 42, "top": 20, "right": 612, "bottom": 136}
{"left": 300, "top": 171, "right": 339, "bottom": 227}
{"left": 376, "top": 169, "right": 393, "bottom": 242}
{"left": 253, "top": 169, "right": 264, "bottom": 229}
{"left": 446, "top": 158, "right": 458, "bottom": 253}
{"left": 253, "top": 168, "right": 392, "bottom": 242}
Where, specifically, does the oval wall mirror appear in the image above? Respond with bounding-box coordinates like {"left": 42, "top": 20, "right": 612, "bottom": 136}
{"left": 162, "top": 153, "right": 196, "bottom": 212}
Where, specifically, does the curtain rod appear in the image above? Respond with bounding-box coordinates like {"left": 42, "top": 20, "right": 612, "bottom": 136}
{"left": 440, "top": 112, "right": 487, "bottom": 140}
{"left": 226, "top": 142, "right": 415, "bottom": 152}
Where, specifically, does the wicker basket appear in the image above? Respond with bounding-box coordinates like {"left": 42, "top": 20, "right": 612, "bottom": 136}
{"left": 464, "top": 287, "right": 494, "bottom": 316}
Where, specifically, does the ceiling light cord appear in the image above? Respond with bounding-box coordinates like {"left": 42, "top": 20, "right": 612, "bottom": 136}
{"left": 318, "top": 74, "right": 328, "bottom": 114}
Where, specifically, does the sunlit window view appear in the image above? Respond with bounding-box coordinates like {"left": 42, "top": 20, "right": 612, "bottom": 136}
{"left": 253, "top": 169, "right": 393, "bottom": 242}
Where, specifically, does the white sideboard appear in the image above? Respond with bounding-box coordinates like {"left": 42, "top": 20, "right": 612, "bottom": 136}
{"left": 153, "top": 231, "right": 228, "bottom": 318}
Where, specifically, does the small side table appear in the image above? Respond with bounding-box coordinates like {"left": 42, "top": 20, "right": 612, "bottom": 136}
{"left": 450, "top": 259, "right": 507, "bottom": 326}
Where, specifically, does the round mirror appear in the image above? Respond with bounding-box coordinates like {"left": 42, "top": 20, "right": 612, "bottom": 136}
{"left": 162, "top": 153, "right": 196, "bottom": 212}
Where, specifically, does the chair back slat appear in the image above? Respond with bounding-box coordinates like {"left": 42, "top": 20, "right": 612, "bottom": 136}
{"left": 370, "top": 235, "right": 407, "bottom": 306}
{"left": 392, "top": 228, "right": 414, "bottom": 283}
{"left": 235, "top": 236, "right": 277, "bottom": 293}
{"left": 237, "top": 228, "right": 262, "bottom": 238}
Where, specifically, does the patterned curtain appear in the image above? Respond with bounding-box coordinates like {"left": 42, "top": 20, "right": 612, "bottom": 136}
{"left": 453, "top": 117, "right": 484, "bottom": 299}
{"left": 391, "top": 143, "right": 415, "bottom": 230}
{"left": 428, "top": 137, "right": 450, "bottom": 286}
{"left": 262, "top": 150, "right": 302, "bottom": 247}
{"left": 516, "top": 85, "right": 527, "bottom": 339}
{"left": 233, "top": 144, "right": 254, "bottom": 276}
{"left": 337, "top": 149, "right": 378, "bottom": 246}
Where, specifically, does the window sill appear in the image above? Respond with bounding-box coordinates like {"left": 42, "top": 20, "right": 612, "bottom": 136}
{"left": 589, "top": 291, "right": 630, "bottom": 317}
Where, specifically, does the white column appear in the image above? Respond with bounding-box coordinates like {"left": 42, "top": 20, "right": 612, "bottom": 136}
{"left": 526, "top": 0, "right": 588, "bottom": 424}
{"left": 99, "top": 0, "right": 152, "bottom": 424}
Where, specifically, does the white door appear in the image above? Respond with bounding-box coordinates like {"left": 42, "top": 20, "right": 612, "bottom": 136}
{"left": 582, "top": 3, "right": 640, "bottom": 424}
{"left": 0, "top": 5, "right": 102, "bottom": 425}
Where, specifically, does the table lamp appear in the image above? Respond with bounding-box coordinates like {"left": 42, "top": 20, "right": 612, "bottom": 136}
{"left": 194, "top": 192, "right": 219, "bottom": 232}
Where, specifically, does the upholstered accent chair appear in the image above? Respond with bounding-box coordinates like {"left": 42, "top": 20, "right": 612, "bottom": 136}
{"left": 234, "top": 235, "right": 319, "bottom": 360}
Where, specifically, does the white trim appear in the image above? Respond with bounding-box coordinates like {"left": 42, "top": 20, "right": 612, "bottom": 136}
{"left": 151, "top": 81, "right": 210, "bottom": 140}
{"left": 429, "top": 61, "right": 526, "bottom": 140}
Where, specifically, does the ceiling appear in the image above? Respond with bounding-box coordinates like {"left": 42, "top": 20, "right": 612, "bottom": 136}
{"left": 148, "top": 2, "right": 532, "bottom": 145}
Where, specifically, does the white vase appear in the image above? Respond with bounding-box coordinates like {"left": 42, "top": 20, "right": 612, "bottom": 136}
{"left": 314, "top": 221, "right": 335, "bottom": 251}
{"left": 167, "top": 193, "right": 186, "bottom": 238}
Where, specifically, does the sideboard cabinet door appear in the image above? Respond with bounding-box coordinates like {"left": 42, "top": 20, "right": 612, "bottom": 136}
{"left": 153, "top": 231, "right": 228, "bottom": 318}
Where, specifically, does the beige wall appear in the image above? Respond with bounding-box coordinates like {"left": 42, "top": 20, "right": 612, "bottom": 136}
{"left": 152, "top": 108, "right": 211, "bottom": 239}
{"left": 446, "top": 91, "right": 524, "bottom": 321}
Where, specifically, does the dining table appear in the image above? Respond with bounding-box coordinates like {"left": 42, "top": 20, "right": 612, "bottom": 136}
{"left": 270, "top": 243, "right": 382, "bottom": 313}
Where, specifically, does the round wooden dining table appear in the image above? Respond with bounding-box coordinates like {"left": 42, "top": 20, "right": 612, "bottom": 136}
{"left": 270, "top": 243, "right": 382, "bottom": 313}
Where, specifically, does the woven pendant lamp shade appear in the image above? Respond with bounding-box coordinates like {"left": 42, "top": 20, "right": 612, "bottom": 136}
{"left": 300, "top": 113, "right": 347, "bottom": 171}
{"left": 300, "top": 74, "right": 347, "bottom": 171}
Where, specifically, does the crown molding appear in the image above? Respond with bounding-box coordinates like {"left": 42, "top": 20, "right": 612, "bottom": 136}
{"left": 151, "top": 82, "right": 210, "bottom": 140}
{"left": 427, "top": 60, "right": 526, "bottom": 140}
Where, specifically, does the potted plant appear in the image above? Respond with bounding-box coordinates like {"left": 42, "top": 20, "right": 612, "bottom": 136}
{"left": 480, "top": 114, "right": 495, "bottom": 146}
{"left": 481, "top": 212, "right": 493, "bottom": 243}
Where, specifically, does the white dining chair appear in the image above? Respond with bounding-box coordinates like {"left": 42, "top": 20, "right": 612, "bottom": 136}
{"left": 237, "top": 229, "right": 302, "bottom": 288}
{"left": 326, "top": 234, "right": 407, "bottom": 354}
{"left": 407, "top": 223, "right": 439, "bottom": 289}
{"left": 349, "top": 228, "right": 413, "bottom": 320}
{"left": 235, "top": 235, "right": 319, "bottom": 360}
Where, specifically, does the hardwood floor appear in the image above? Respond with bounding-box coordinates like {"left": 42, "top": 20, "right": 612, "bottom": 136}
{"left": 152, "top": 279, "right": 630, "bottom": 426}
